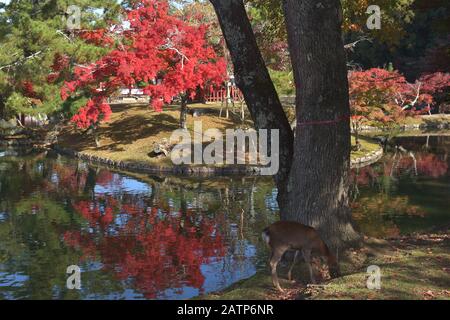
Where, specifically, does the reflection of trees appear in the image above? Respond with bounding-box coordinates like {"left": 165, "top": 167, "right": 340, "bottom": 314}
{"left": 0, "top": 155, "right": 124, "bottom": 299}
{"left": 1, "top": 151, "right": 280, "bottom": 299}
{"left": 0, "top": 196, "right": 119, "bottom": 299}
{"left": 350, "top": 138, "right": 449, "bottom": 237}
{"left": 66, "top": 198, "right": 225, "bottom": 298}
{"left": 389, "top": 148, "right": 447, "bottom": 179}
{"left": 64, "top": 173, "right": 279, "bottom": 298}
{"left": 351, "top": 194, "right": 426, "bottom": 237}
{"left": 351, "top": 146, "right": 448, "bottom": 190}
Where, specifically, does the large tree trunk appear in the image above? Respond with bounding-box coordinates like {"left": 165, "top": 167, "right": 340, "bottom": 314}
{"left": 210, "top": 0, "right": 294, "bottom": 210}
{"left": 282, "top": 0, "right": 360, "bottom": 249}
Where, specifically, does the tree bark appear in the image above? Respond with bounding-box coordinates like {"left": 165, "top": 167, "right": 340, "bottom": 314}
{"left": 282, "top": 0, "right": 360, "bottom": 249}
{"left": 0, "top": 96, "right": 4, "bottom": 119}
{"left": 180, "top": 95, "right": 188, "bottom": 129}
{"left": 210, "top": 0, "right": 294, "bottom": 210}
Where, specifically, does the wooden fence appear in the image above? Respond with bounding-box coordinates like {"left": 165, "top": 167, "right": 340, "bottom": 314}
{"left": 205, "top": 86, "right": 244, "bottom": 103}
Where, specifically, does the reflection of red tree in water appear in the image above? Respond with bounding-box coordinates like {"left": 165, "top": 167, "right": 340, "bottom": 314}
{"left": 351, "top": 152, "right": 448, "bottom": 187}
{"left": 43, "top": 163, "right": 124, "bottom": 195}
{"left": 350, "top": 166, "right": 379, "bottom": 186}
{"left": 42, "top": 163, "right": 87, "bottom": 193}
{"left": 72, "top": 198, "right": 116, "bottom": 226}
{"left": 95, "top": 170, "right": 122, "bottom": 188}
{"left": 65, "top": 199, "right": 225, "bottom": 298}
{"left": 398, "top": 154, "right": 448, "bottom": 178}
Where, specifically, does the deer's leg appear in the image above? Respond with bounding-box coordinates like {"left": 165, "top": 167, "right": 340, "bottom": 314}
{"left": 269, "top": 247, "right": 286, "bottom": 292}
{"left": 302, "top": 248, "right": 316, "bottom": 284}
{"left": 287, "top": 250, "right": 299, "bottom": 282}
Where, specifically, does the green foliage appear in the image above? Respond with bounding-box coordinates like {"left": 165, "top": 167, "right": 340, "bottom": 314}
{"left": 246, "top": 0, "right": 285, "bottom": 42}
{"left": 268, "top": 69, "right": 294, "bottom": 96}
{"left": 0, "top": 0, "right": 121, "bottom": 119}
{"left": 61, "top": 95, "right": 89, "bottom": 119}
{"left": 4, "top": 92, "right": 31, "bottom": 117}
{"left": 246, "top": 0, "right": 417, "bottom": 72}
{"left": 341, "top": 0, "right": 415, "bottom": 45}
{"left": 247, "top": 0, "right": 415, "bottom": 45}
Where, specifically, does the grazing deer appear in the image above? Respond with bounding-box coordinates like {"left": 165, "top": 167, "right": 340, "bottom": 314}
{"left": 262, "top": 221, "right": 340, "bottom": 291}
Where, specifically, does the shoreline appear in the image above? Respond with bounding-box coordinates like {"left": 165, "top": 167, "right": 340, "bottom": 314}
{"left": 52, "top": 143, "right": 384, "bottom": 177}
{"left": 356, "top": 114, "right": 450, "bottom": 132}
{"left": 6, "top": 114, "right": 450, "bottom": 177}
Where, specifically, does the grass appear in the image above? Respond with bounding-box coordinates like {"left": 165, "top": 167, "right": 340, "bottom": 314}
{"left": 200, "top": 231, "right": 450, "bottom": 300}
{"left": 350, "top": 135, "right": 380, "bottom": 160}
{"left": 363, "top": 114, "right": 450, "bottom": 128}
{"left": 58, "top": 102, "right": 252, "bottom": 166}
{"left": 58, "top": 103, "right": 379, "bottom": 166}
{"left": 400, "top": 114, "right": 450, "bottom": 126}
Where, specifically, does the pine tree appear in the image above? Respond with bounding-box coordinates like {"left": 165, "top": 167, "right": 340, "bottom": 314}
{"left": 0, "top": 0, "right": 121, "bottom": 121}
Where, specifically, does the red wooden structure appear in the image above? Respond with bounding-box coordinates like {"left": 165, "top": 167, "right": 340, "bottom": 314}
{"left": 205, "top": 85, "right": 244, "bottom": 103}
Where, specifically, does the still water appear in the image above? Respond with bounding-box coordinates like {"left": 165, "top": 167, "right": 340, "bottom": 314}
{"left": 0, "top": 135, "right": 449, "bottom": 299}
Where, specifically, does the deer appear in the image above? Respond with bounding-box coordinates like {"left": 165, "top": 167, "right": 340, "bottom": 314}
{"left": 262, "top": 221, "right": 340, "bottom": 292}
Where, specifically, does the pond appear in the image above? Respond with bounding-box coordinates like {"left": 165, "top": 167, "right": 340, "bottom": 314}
{"left": 0, "top": 135, "right": 449, "bottom": 299}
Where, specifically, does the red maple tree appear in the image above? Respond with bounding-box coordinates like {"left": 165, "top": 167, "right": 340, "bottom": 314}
{"left": 61, "top": 0, "right": 226, "bottom": 131}
{"left": 418, "top": 72, "right": 450, "bottom": 113}
{"left": 348, "top": 68, "right": 432, "bottom": 149}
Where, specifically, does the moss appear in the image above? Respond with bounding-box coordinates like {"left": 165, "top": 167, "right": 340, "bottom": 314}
{"left": 351, "top": 135, "right": 380, "bottom": 160}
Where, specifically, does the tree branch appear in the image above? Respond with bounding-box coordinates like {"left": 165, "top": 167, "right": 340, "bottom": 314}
{"left": 344, "top": 36, "right": 372, "bottom": 52}
{"left": 0, "top": 50, "right": 45, "bottom": 71}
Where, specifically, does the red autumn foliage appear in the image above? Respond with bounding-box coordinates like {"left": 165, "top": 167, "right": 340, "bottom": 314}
{"left": 62, "top": 0, "right": 226, "bottom": 129}
{"left": 349, "top": 69, "right": 450, "bottom": 125}
{"left": 46, "top": 73, "right": 59, "bottom": 83}
{"left": 347, "top": 68, "right": 446, "bottom": 146}
{"left": 71, "top": 96, "right": 112, "bottom": 128}
{"left": 418, "top": 72, "right": 450, "bottom": 113}
{"left": 349, "top": 68, "right": 418, "bottom": 121}
{"left": 349, "top": 68, "right": 410, "bottom": 146}
{"left": 76, "top": 29, "right": 115, "bottom": 47}
{"left": 46, "top": 53, "right": 71, "bottom": 84}
{"left": 419, "top": 73, "right": 450, "bottom": 96}
{"left": 21, "top": 81, "right": 38, "bottom": 99}
{"left": 51, "top": 53, "right": 70, "bottom": 73}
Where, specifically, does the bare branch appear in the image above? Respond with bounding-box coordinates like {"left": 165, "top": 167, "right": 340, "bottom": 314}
{"left": 56, "top": 30, "right": 73, "bottom": 42}
{"left": 159, "top": 27, "right": 189, "bottom": 69}
{"left": 0, "top": 50, "right": 44, "bottom": 71}
{"left": 344, "top": 36, "right": 372, "bottom": 52}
